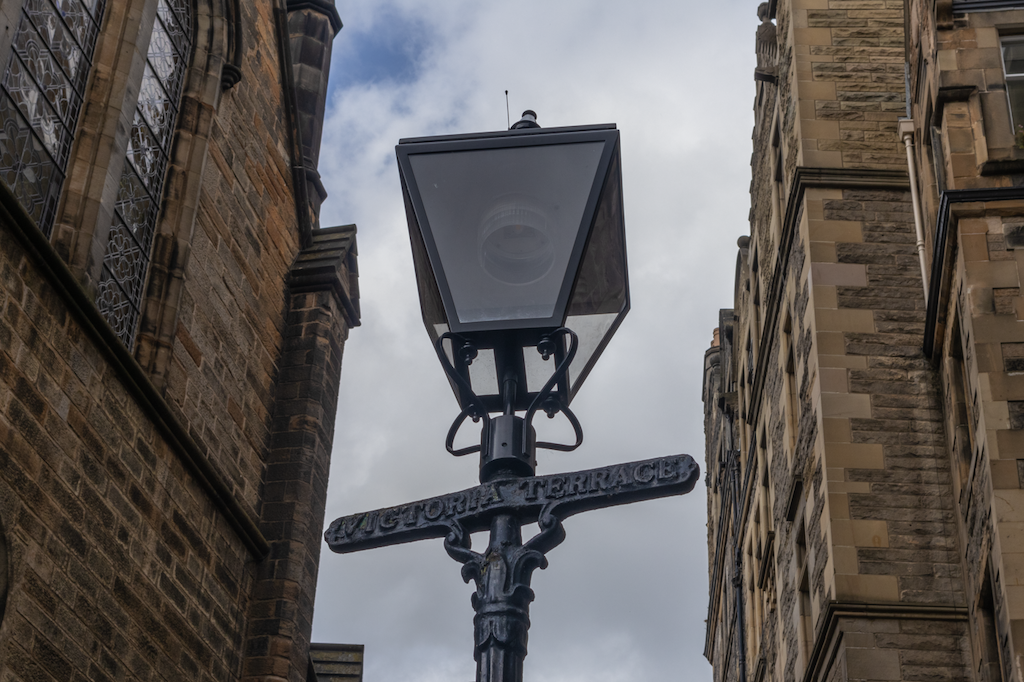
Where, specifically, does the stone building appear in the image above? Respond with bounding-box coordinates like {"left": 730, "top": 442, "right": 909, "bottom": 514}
{"left": 0, "top": 0, "right": 360, "bottom": 681}
{"left": 702, "top": 0, "right": 1024, "bottom": 679}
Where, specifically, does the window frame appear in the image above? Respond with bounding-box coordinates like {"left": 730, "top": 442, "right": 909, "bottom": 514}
{"left": 0, "top": 0, "right": 107, "bottom": 234}
{"left": 95, "top": 0, "right": 193, "bottom": 348}
{"left": 954, "top": 0, "right": 1024, "bottom": 10}
{"left": 1000, "top": 35, "right": 1024, "bottom": 132}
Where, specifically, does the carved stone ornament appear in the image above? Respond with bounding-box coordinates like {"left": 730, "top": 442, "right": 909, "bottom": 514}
{"left": 755, "top": 2, "right": 778, "bottom": 83}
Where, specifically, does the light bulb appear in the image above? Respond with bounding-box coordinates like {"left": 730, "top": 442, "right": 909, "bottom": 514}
{"left": 478, "top": 195, "right": 554, "bottom": 285}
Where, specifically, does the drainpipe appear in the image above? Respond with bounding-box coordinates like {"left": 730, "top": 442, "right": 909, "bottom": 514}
{"left": 725, "top": 407, "right": 747, "bottom": 682}
{"left": 730, "top": 452, "right": 748, "bottom": 682}
{"left": 899, "top": 118, "right": 929, "bottom": 304}
{"left": 905, "top": 63, "right": 912, "bottom": 119}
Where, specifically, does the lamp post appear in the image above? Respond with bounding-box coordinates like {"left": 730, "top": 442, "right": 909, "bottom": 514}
{"left": 325, "top": 112, "right": 699, "bottom": 682}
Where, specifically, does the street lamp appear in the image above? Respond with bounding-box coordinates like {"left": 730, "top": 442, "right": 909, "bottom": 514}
{"left": 324, "top": 112, "right": 699, "bottom": 682}
{"left": 396, "top": 111, "right": 629, "bottom": 475}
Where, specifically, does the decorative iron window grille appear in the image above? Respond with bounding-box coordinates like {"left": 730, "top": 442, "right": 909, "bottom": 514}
{"left": 96, "top": 0, "right": 191, "bottom": 347}
{"left": 0, "top": 0, "right": 106, "bottom": 235}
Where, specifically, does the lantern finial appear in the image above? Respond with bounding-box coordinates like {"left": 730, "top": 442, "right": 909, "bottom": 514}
{"left": 511, "top": 110, "right": 540, "bottom": 129}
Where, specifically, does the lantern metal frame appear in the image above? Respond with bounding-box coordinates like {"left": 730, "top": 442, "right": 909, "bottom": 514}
{"left": 397, "top": 123, "right": 630, "bottom": 423}
{"left": 397, "top": 124, "right": 622, "bottom": 334}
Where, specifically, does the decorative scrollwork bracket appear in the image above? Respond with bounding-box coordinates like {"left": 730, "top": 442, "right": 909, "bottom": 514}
{"left": 444, "top": 507, "right": 567, "bottom": 679}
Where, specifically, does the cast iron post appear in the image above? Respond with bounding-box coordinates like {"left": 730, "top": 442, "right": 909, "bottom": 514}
{"left": 474, "top": 515, "right": 529, "bottom": 681}
{"left": 324, "top": 341, "right": 699, "bottom": 682}
{"left": 468, "top": 373, "right": 537, "bottom": 682}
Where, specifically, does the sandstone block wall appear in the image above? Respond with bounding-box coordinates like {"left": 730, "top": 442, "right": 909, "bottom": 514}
{"left": 164, "top": 0, "right": 303, "bottom": 518}
{"left": 0, "top": 200, "right": 256, "bottom": 681}
{"left": 904, "top": 0, "right": 1024, "bottom": 675}
{"left": 804, "top": 186, "right": 971, "bottom": 679}
{"left": 788, "top": 0, "right": 907, "bottom": 171}
{"left": 0, "top": 1, "right": 356, "bottom": 681}
{"left": 704, "top": 0, "right": 982, "bottom": 680}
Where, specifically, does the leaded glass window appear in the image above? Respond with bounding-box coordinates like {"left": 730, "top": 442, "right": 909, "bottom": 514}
{"left": 96, "top": 0, "right": 191, "bottom": 347}
{"left": 0, "top": 0, "right": 106, "bottom": 234}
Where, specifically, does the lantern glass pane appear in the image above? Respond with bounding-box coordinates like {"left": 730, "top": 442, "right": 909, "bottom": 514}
{"left": 408, "top": 141, "right": 604, "bottom": 325}
{"left": 565, "top": 312, "right": 619, "bottom": 392}
{"left": 563, "top": 149, "right": 628, "bottom": 398}
{"left": 523, "top": 345, "right": 554, "bottom": 394}
{"left": 468, "top": 348, "right": 499, "bottom": 397}
{"left": 405, "top": 185, "right": 449, "bottom": 336}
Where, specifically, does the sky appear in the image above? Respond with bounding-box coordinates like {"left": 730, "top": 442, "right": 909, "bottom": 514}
{"left": 310, "top": 2, "right": 757, "bottom": 680}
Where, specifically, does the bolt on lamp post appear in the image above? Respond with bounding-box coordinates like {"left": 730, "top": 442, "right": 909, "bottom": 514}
{"left": 325, "top": 112, "right": 699, "bottom": 682}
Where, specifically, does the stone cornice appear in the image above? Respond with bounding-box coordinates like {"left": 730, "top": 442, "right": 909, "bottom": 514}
{"left": 0, "top": 181, "right": 270, "bottom": 558}
{"left": 287, "top": 0, "right": 343, "bottom": 33}
{"left": 288, "top": 224, "right": 361, "bottom": 327}
{"left": 802, "top": 601, "right": 968, "bottom": 682}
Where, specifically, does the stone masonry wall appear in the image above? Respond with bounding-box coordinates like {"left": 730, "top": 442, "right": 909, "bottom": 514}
{"left": 243, "top": 284, "right": 351, "bottom": 682}
{"left": 0, "top": 213, "right": 256, "bottom": 681}
{"left": 775, "top": 0, "right": 799, "bottom": 184}
{"left": 904, "top": 0, "right": 1024, "bottom": 674}
{"left": 828, "top": 615, "right": 971, "bottom": 682}
{"left": 163, "top": 0, "right": 303, "bottom": 519}
{"left": 771, "top": 200, "right": 821, "bottom": 681}
{"left": 943, "top": 203, "right": 1024, "bottom": 679}
{"left": 808, "top": 186, "right": 971, "bottom": 680}
{"left": 704, "top": 0, "right": 1021, "bottom": 679}
{"left": 791, "top": 0, "right": 906, "bottom": 171}
{"left": 703, "top": 342, "right": 734, "bottom": 682}
{"left": 0, "top": 2, "right": 354, "bottom": 681}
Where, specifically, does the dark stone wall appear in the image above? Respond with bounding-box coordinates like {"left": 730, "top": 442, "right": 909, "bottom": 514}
{"left": 0, "top": 201, "right": 256, "bottom": 681}
{"left": 243, "top": 234, "right": 354, "bottom": 682}
{"left": 0, "top": 1, "right": 356, "bottom": 681}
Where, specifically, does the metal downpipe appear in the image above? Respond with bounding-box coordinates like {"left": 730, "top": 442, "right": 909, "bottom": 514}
{"left": 726, "top": 416, "right": 747, "bottom": 682}
{"left": 899, "top": 118, "right": 929, "bottom": 304}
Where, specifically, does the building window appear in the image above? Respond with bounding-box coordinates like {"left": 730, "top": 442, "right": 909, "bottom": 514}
{"left": 955, "top": 1, "right": 1024, "bottom": 10}
{"left": 1002, "top": 37, "right": 1024, "bottom": 132}
{"left": 0, "top": 0, "right": 106, "bottom": 234}
{"left": 783, "top": 310, "right": 798, "bottom": 464}
{"left": 96, "top": 0, "right": 191, "bottom": 347}
{"left": 795, "top": 519, "right": 813, "bottom": 675}
{"left": 947, "top": 312, "right": 974, "bottom": 495}
{"left": 976, "top": 566, "right": 1006, "bottom": 681}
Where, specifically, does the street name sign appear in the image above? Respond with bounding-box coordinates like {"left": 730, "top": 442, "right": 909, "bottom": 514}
{"left": 325, "top": 454, "right": 699, "bottom": 553}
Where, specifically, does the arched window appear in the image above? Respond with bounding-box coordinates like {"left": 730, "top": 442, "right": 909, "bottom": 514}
{"left": 0, "top": 0, "right": 107, "bottom": 235}
{"left": 96, "top": 0, "right": 192, "bottom": 347}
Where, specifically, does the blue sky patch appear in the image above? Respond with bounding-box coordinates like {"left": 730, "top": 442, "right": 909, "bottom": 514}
{"left": 329, "top": 10, "right": 431, "bottom": 93}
